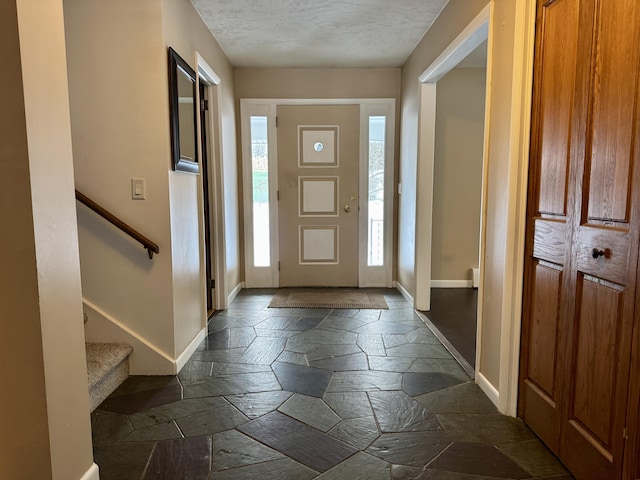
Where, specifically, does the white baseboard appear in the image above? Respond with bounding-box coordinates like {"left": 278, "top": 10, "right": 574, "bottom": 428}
{"left": 227, "top": 281, "right": 244, "bottom": 304}
{"left": 80, "top": 463, "right": 100, "bottom": 480}
{"left": 83, "top": 298, "right": 176, "bottom": 375}
{"left": 476, "top": 371, "right": 500, "bottom": 410}
{"left": 395, "top": 282, "right": 414, "bottom": 306}
{"left": 176, "top": 327, "right": 207, "bottom": 373}
{"left": 431, "top": 280, "right": 473, "bottom": 288}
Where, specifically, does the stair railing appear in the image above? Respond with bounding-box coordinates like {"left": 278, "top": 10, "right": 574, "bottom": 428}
{"left": 75, "top": 190, "right": 159, "bottom": 259}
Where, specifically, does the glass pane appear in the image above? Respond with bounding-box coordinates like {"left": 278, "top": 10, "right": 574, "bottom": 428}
{"left": 251, "top": 116, "right": 270, "bottom": 267}
{"left": 368, "top": 116, "right": 385, "bottom": 266}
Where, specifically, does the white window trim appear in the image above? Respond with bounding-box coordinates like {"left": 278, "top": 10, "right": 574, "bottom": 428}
{"left": 240, "top": 98, "right": 395, "bottom": 288}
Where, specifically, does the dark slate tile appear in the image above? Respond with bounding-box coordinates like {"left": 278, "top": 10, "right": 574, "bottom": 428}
{"left": 385, "top": 344, "right": 452, "bottom": 359}
{"left": 226, "top": 391, "right": 293, "bottom": 419}
{"left": 415, "top": 383, "right": 498, "bottom": 414}
{"left": 254, "top": 328, "right": 301, "bottom": 338}
{"left": 286, "top": 329, "right": 359, "bottom": 353}
{"left": 176, "top": 404, "right": 249, "bottom": 437}
{"left": 383, "top": 334, "right": 409, "bottom": 349}
{"left": 380, "top": 308, "right": 420, "bottom": 321}
{"left": 189, "top": 347, "right": 247, "bottom": 363}
{"left": 272, "top": 361, "right": 333, "bottom": 398}
{"left": 208, "top": 312, "right": 269, "bottom": 330}
{"left": 142, "top": 436, "right": 211, "bottom": 480}
{"left": 354, "top": 321, "right": 417, "bottom": 335}
{"left": 122, "top": 421, "right": 183, "bottom": 442}
{"left": 278, "top": 394, "right": 341, "bottom": 432}
{"left": 211, "top": 362, "right": 272, "bottom": 376}
{"left": 199, "top": 329, "right": 229, "bottom": 350}
{"left": 357, "top": 333, "right": 386, "bottom": 356}
{"left": 236, "top": 337, "right": 286, "bottom": 365}
{"left": 287, "top": 317, "right": 325, "bottom": 331}
{"left": 209, "top": 458, "right": 317, "bottom": 480}
{"left": 368, "top": 357, "right": 470, "bottom": 379}
{"left": 496, "top": 439, "right": 568, "bottom": 477}
{"left": 129, "top": 397, "right": 229, "bottom": 429}
{"left": 110, "top": 375, "right": 180, "bottom": 396}
{"left": 178, "top": 361, "right": 213, "bottom": 385}
{"left": 276, "top": 350, "right": 309, "bottom": 366}
{"left": 327, "top": 371, "right": 402, "bottom": 392}
{"left": 366, "top": 431, "right": 451, "bottom": 466}
{"left": 183, "top": 371, "right": 281, "bottom": 398}
{"left": 368, "top": 391, "right": 441, "bottom": 432}
{"left": 309, "top": 352, "right": 369, "bottom": 371}
{"left": 91, "top": 410, "right": 133, "bottom": 446}
{"left": 307, "top": 344, "right": 362, "bottom": 362}
{"left": 211, "top": 429, "right": 284, "bottom": 472}
{"left": 429, "top": 443, "right": 531, "bottom": 479}
{"left": 391, "top": 466, "right": 501, "bottom": 479}
{"left": 405, "top": 329, "right": 441, "bottom": 345}
{"left": 238, "top": 411, "right": 358, "bottom": 473}
{"left": 94, "top": 442, "right": 155, "bottom": 480}
{"left": 435, "top": 414, "right": 535, "bottom": 444}
{"left": 324, "top": 392, "right": 374, "bottom": 419}
{"left": 319, "top": 315, "right": 378, "bottom": 331}
{"left": 228, "top": 327, "right": 257, "bottom": 348}
{"left": 257, "top": 316, "right": 302, "bottom": 330}
{"left": 328, "top": 416, "right": 380, "bottom": 450}
{"left": 98, "top": 383, "right": 183, "bottom": 415}
{"left": 402, "top": 372, "right": 465, "bottom": 396}
{"left": 316, "top": 452, "right": 390, "bottom": 479}
{"left": 268, "top": 307, "right": 332, "bottom": 317}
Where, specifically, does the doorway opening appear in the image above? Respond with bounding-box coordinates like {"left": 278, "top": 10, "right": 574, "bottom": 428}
{"left": 197, "top": 54, "right": 227, "bottom": 314}
{"left": 414, "top": 7, "right": 489, "bottom": 377}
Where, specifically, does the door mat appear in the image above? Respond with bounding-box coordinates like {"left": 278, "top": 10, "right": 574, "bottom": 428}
{"left": 268, "top": 288, "right": 388, "bottom": 309}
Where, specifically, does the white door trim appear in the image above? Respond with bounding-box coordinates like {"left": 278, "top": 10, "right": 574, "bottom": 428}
{"left": 240, "top": 98, "right": 396, "bottom": 288}
{"left": 196, "top": 52, "right": 227, "bottom": 310}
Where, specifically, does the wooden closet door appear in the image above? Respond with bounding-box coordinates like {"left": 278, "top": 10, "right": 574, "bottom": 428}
{"left": 520, "top": 1, "right": 640, "bottom": 479}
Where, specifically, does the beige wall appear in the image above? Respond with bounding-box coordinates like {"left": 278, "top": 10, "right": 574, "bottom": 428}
{"left": 398, "top": 0, "right": 488, "bottom": 297}
{"left": 65, "top": 0, "right": 176, "bottom": 358}
{"left": 162, "top": 0, "right": 241, "bottom": 312}
{"left": 65, "top": 0, "right": 239, "bottom": 365}
{"left": 400, "top": 0, "right": 534, "bottom": 405}
{"left": 161, "top": 0, "right": 239, "bottom": 352}
{"left": 0, "top": 0, "right": 94, "bottom": 478}
{"left": 432, "top": 67, "right": 486, "bottom": 281}
{"left": 235, "top": 67, "right": 401, "bottom": 280}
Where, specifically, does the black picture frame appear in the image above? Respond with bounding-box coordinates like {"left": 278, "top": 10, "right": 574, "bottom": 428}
{"left": 168, "top": 47, "right": 199, "bottom": 173}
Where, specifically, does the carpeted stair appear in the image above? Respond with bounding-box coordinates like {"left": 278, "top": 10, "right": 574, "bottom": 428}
{"left": 86, "top": 342, "right": 133, "bottom": 412}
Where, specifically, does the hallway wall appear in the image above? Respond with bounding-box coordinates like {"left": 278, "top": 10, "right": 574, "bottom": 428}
{"left": 65, "top": 0, "right": 239, "bottom": 369}
{"left": 399, "top": 0, "right": 535, "bottom": 410}
{"left": 432, "top": 67, "right": 486, "bottom": 282}
{"left": 0, "top": 0, "right": 94, "bottom": 477}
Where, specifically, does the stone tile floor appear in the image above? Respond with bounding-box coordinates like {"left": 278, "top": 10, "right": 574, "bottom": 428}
{"left": 91, "top": 288, "right": 574, "bottom": 480}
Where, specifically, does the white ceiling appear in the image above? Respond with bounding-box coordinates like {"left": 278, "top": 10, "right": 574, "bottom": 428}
{"left": 190, "top": 0, "right": 450, "bottom": 68}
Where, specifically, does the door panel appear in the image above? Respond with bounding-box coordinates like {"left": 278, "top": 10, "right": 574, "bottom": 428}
{"left": 277, "top": 105, "right": 359, "bottom": 287}
{"left": 521, "top": 0, "right": 640, "bottom": 478}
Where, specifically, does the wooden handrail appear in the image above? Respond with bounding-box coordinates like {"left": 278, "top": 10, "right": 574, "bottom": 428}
{"left": 75, "top": 190, "right": 159, "bottom": 259}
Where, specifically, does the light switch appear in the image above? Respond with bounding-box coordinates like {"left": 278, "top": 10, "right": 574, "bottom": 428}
{"left": 131, "top": 178, "right": 146, "bottom": 200}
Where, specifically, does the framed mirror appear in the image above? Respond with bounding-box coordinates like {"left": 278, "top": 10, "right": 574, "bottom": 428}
{"left": 168, "top": 47, "right": 199, "bottom": 173}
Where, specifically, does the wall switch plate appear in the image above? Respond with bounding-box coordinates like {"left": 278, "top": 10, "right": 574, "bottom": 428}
{"left": 131, "top": 178, "right": 146, "bottom": 200}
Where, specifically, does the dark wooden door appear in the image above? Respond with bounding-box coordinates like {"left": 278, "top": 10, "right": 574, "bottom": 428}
{"left": 520, "top": 1, "right": 640, "bottom": 479}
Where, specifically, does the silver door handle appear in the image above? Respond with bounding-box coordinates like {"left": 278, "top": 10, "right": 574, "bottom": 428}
{"left": 344, "top": 205, "right": 351, "bottom": 213}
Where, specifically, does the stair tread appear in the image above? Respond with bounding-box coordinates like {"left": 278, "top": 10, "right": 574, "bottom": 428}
{"left": 86, "top": 342, "right": 133, "bottom": 389}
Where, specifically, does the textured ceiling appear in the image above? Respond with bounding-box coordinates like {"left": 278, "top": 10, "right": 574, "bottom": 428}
{"left": 190, "top": 0, "right": 450, "bottom": 68}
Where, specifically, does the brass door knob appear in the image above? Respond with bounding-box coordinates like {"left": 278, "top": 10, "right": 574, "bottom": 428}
{"left": 344, "top": 205, "right": 351, "bottom": 213}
